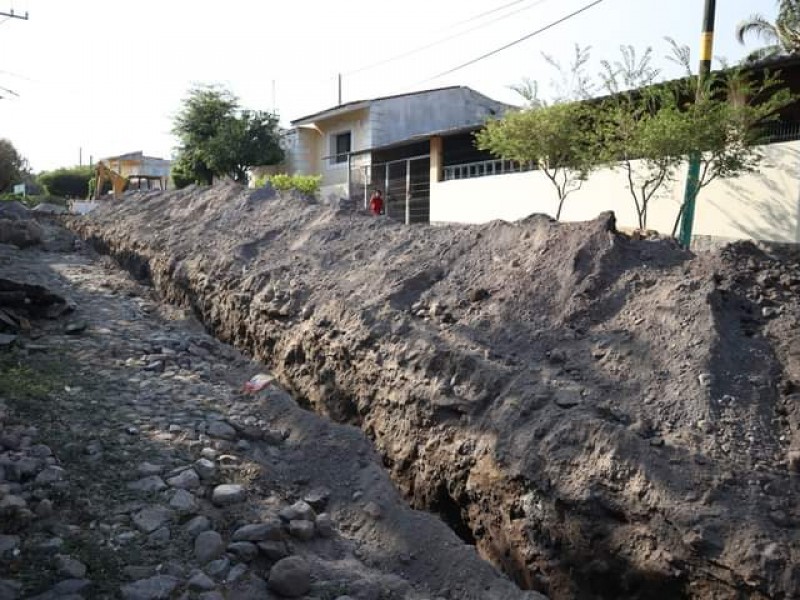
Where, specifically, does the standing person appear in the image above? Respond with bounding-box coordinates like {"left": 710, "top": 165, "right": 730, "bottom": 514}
{"left": 369, "top": 189, "right": 384, "bottom": 216}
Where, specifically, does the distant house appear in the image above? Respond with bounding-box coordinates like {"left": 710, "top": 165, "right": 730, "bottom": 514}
{"left": 285, "top": 86, "right": 513, "bottom": 220}
{"left": 99, "top": 151, "right": 171, "bottom": 191}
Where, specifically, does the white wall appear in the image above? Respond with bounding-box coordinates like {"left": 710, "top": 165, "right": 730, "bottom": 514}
{"left": 431, "top": 141, "right": 800, "bottom": 244}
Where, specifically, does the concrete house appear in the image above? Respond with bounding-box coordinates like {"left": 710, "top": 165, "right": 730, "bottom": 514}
{"left": 287, "top": 86, "right": 512, "bottom": 209}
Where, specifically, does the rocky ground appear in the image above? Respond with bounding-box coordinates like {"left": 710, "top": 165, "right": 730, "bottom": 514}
{"left": 67, "top": 183, "right": 800, "bottom": 600}
{"left": 0, "top": 206, "right": 540, "bottom": 599}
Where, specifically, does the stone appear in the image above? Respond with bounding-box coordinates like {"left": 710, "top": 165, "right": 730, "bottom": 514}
{"left": 554, "top": 390, "right": 582, "bottom": 409}
{"left": 132, "top": 507, "right": 172, "bottom": 533}
{"left": 698, "top": 373, "right": 713, "bottom": 387}
{"left": 225, "top": 563, "right": 248, "bottom": 584}
{"left": 205, "top": 557, "right": 230, "bottom": 580}
{"left": 123, "top": 566, "right": 156, "bottom": 580}
{"left": 0, "top": 535, "right": 19, "bottom": 556}
{"left": 29, "top": 444, "right": 52, "bottom": 458}
{"left": 120, "top": 575, "right": 180, "bottom": 600}
{"left": 0, "top": 579, "right": 21, "bottom": 600}
{"left": 0, "top": 334, "right": 16, "bottom": 348}
{"left": 200, "top": 448, "right": 217, "bottom": 460}
{"left": 207, "top": 421, "right": 237, "bottom": 441}
{"left": 34, "top": 466, "right": 66, "bottom": 484}
{"left": 35, "top": 498, "right": 54, "bottom": 518}
{"left": 0, "top": 495, "right": 26, "bottom": 511}
{"left": 363, "top": 501, "right": 383, "bottom": 520}
{"left": 167, "top": 469, "right": 200, "bottom": 490}
{"left": 199, "top": 593, "right": 224, "bottom": 600}
{"left": 194, "top": 458, "right": 216, "bottom": 480}
{"left": 268, "top": 556, "right": 311, "bottom": 598}
{"left": 257, "top": 540, "right": 289, "bottom": 561}
{"left": 170, "top": 489, "right": 198, "bottom": 514}
{"left": 50, "top": 579, "right": 91, "bottom": 595}
{"left": 64, "top": 321, "right": 88, "bottom": 335}
{"left": 137, "top": 462, "right": 163, "bottom": 476}
{"left": 194, "top": 530, "right": 225, "bottom": 564}
{"left": 127, "top": 476, "right": 167, "bottom": 493}
{"left": 303, "top": 487, "right": 331, "bottom": 511}
{"left": 37, "top": 537, "right": 63, "bottom": 553}
{"left": 184, "top": 515, "right": 212, "bottom": 537}
{"left": 288, "top": 520, "right": 315, "bottom": 541}
{"left": 147, "top": 526, "right": 171, "bottom": 547}
{"left": 232, "top": 521, "right": 282, "bottom": 542}
{"left": 315, "top": 513, "right": 335, "bottom": 538}
{"left": 279, "top": 500, "right": 315, "bottom": 523}
{"left": 469, "top": 287, "right": 490, "bottom": 302}
{"left": 227, "top": 542, "right": 258, "bottom": 562}
{"left": 56, "top": 555, "right": 87, "bottom": 579}
{"left": 211, "top": 484, "right": 245, "bottom": 506}
{"left": 187, "top": 571, "right": 216, "bottom": 592}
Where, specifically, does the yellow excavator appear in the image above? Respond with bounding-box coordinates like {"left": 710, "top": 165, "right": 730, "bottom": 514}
{"left": 93, "top": 162, "right": 129, "bottom": 200}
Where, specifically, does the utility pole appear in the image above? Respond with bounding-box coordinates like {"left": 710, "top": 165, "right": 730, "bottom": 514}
{"left": 0, "top": 8, "right": 28, "bottom": 20}
{"left": 338, "top": 73, "right": 342, "bottom": 106}
{"left": 678, "top": 0, "right": 717, "bottom": 248}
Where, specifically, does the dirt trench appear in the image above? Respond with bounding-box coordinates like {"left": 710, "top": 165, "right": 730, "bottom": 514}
{"left": 70, "top": 183, "right": 800, "bottom": 600}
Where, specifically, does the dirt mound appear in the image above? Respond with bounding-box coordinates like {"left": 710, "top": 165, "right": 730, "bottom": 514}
{"left": 72, "top": 183, "right": 800, "bottom": 599}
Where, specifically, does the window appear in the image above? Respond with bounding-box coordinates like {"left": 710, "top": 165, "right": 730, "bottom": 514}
{"left": 331, "top": 131, "right": 351, "bottom": 165}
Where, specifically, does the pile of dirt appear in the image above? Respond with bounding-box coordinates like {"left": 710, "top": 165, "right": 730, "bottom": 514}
{"left": 72, "top": 182, "right": 800, "bottom": 599}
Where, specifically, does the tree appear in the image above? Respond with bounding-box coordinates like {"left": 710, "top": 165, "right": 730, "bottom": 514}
{"left": 38, "top": 166, "right": 94, "bottom": 198}
{"left": 737, "top": 0, "right": 800, "bottom": 61}
{"left": 172, "top": 85, "right": 283, "bottom": 187}
{"left": 475, "top": 102, "right": 599, "bottom": 220}
{"left": 597, "top": 86, "right": 687, "bottom": 230}
{"left": 0, "top": 139, "right": 27, "bottom": 193}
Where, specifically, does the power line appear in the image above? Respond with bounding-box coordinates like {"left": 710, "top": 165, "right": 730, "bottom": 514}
{"left": 427, "top": 0, "right": 608, "bottom": 81}
{"left": 451, "top": 0, "right": 530, "bottom": 27}
{"left": 345, "top": 0, "right": 553, "bottom": 76}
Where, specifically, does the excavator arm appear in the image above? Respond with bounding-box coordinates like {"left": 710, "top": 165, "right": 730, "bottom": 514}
{"left": 93, "top": 163, "right": 129, "bottom": 200}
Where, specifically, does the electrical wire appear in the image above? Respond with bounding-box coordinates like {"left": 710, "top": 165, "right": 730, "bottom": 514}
{"left": 451, "top": 0, "right": 530, "bottom": 27}
{"left": 345, "top": 0, "right": 553, "bottom": 76}
{"left": 427, "top": 0, "right": 608, "bottom": 81}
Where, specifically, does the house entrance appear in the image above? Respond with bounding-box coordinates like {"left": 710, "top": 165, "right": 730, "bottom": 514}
{"left": 349, "top": 154, "right": 430, "bottom": 224}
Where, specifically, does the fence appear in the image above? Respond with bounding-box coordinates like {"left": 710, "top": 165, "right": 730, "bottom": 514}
{"left": 350, "top": 155, "right": 431, "bottom": 224}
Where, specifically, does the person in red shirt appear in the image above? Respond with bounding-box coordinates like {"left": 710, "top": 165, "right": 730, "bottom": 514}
{"left": 369, "top": 189, "right": 384, "bottom": 216}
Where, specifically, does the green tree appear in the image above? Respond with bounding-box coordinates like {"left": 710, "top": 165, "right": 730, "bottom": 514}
{"left": 0, "top": 139, "right": 27, "bottom": 193}
{"left": 475, "top": 102, "right": 599, "bottom": 220}
{"left": 597, "top": 86, "right": 687, "bottom": 230}
{"left": 671, "top": 69, "right": 794, "bottom": 234}
{"left": 38, "top": 166, "right": 94, "bottom": 198}
{"left": 737, "top": 0, "right": 800, "bottom": 61}
{"left": 172, "top": 85, "right": 283, "bottom": 187}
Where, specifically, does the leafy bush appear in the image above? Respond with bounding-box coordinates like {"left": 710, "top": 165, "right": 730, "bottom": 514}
{"left": 258, "top": 173, "right": 322, "bottom": 196}
{"left": 38, "top": 166, "right": 94, "bottom": 198}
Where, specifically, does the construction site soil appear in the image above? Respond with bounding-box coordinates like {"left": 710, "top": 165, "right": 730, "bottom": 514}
{"left": 70, "top": 183, "right": 800, "bottom": 600}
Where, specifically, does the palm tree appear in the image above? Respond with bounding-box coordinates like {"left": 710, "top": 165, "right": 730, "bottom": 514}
{"left": 736, "top": 0, "right": 800, "bottom": 61}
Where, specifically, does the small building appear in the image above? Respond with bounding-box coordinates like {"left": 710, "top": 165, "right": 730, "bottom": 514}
{"left": 99, "top": 151, "right": 171, "bottom": 191}
{"left": 287, "top": 86, "right": 513, "bottom": 219}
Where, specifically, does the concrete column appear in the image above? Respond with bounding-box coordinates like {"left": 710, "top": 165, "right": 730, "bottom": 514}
{"left": 430, "top": 136, "right": 443, "bottom": 183}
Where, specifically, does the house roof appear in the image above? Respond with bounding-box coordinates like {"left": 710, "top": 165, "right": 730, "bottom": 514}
{"left": 350, "top": 123, "right": 484, "bottom": 156}
{"left": 290, "top": 85, "right": 506, "bottom": 126}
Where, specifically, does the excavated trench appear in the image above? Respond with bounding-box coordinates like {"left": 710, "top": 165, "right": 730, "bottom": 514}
{"left": 69, "top": 187, "right": 800, "bottom": 600}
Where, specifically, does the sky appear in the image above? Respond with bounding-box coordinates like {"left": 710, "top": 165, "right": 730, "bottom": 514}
{"left": 0, "top": 0, "right": 782, "bottom": 172}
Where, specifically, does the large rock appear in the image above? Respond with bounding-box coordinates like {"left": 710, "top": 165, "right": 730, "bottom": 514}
{"left": 132, "top": 507, "right": 172, "bottom": 533}
{"left": 206, "top": 420, "right": 236, "bottom": 440}
{"left": 211, "top": 484, "right": 245, "bottom": 506}
{"left": 166, "top": 468, "right": 200, "bottom": 490}
{"left": 267, "top": 556, "right": 311, "bottom": 598}
{"left": 194, "top": 530, "right": 225, "bottom": 564}
{"left": 232, "top": 521, "right": 282, "bottom": 542}
{"left": 120, "top": 575, "right": 180, "bottom": 600}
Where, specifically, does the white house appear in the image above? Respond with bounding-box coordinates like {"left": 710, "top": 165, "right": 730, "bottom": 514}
{"left": 287, "top": 86, "right": 512, "bottom": 201}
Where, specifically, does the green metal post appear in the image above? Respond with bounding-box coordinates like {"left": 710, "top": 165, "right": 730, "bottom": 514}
{"left": 678, "top": 0, "right": 717, "bottom": 248}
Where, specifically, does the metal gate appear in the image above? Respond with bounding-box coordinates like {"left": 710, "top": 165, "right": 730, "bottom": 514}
{"left": 349, "top": 154, "right": 430, "bottom": 224}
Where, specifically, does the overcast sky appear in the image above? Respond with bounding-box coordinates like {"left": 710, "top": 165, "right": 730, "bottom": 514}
{"left": 0, "top": 0, "right": 781, "bottom": 172}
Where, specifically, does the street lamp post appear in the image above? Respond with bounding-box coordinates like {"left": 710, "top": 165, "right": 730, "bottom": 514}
{"left": 678, "top": 0, "right": 717, "bottom": 248}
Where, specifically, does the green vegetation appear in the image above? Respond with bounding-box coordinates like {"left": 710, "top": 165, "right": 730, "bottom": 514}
{"left": 737, "top": 0, "right": 800, "bottom": 62}
{"left": 38, "top": 165, "right": 94, "bottom": 198}
{"left": 0, "top": 138, "right": 28, "bottom": 193}
{"left": 172, "top": 84, "right": 284, "bottom": 187}
{"left": 255, "top": 173, "right": 322, "bottom": 196}
{"left": 479, "top": 41, "right": 795, "bottom": 231}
